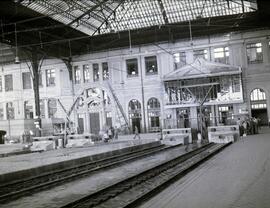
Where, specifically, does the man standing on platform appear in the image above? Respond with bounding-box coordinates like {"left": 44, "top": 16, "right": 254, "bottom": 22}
{"left": 133, "top": 126, "right": 141, "bottom": 139}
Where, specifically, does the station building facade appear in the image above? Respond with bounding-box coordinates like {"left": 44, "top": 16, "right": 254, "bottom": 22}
{"left": 0, "top": 29, "right": 270, "bottom": 139}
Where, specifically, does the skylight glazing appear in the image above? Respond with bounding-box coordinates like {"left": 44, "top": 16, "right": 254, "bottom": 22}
{"left": 20, "top": 0, "right": 258, "bottom": 36}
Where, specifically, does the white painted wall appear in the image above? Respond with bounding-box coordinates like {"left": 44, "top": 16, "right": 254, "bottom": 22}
{"left": 1, "top": 29, "right": 270, "bottom": 137}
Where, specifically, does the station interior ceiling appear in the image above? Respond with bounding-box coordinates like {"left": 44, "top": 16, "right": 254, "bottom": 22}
{"left": 0, "top": 0, "right": 270, "bottom": 63}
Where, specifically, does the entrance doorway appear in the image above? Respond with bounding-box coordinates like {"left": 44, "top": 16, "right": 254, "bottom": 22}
{"left": 218, "top": 105, "right": 233, "bottom": 125}
{"left": 77, "top": 114, "right": 84, "bottom": 134}
{"left": 250, "top": 88, "right": 268, "bottom": 125}
{"left": 176, "top": 108, "right": 190, "bottom": 128}
{"left": 128, "top": 99, "right": 142, "bottom": 133}
{"left": 197, "top": 106, "right": 211, "bottom": 140}
{"left": 251, "top": 109, "right": 268, "bottom": 125}
{"left": 89, "top": 112, "right": 100, "bottom": 134}
{"left": 147, "top": 98, "right": 161, "bottom": 132}
{"left": 131, "top": 118, "right": 141, "bottom": 133}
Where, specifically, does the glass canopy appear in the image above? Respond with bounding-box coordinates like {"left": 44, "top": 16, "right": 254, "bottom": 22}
{"left": 20, "top": 0, "right": 258, "bottom": 36}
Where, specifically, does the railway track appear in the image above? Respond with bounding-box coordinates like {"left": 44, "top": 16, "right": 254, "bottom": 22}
{"left": 61, "top": 142, "right": 231, "bottom": 208}
{"left": 0, "top": 142, "right": 185, "bottom": 203}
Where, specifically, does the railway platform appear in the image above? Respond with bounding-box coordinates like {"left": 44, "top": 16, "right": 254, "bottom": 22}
{"left": 140, "top": 127, "right": 270, "bottom": 208}
{"left": 0, "top": 144, "right": 26, "bottom": 156}
{"left": 0, "top": 138, "right": 159, "bottom": 184}
{"left": 0, "top": 140, "right": 190, "bottom": 208}
{"left": 2, "top": 128, "right": 268, "bottom": 208}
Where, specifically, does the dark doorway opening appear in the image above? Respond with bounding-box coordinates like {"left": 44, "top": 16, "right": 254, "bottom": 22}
{"left": 131, "top": 118, "right": 141, "bottom": 133}
{"left": 78, "top": 117, "right": 84, "bottom": 134}
{"left": 89, "top": 112, "right": 100, "bottom": 134}
{"left": 250, "top": 88, "right": 268, "bottom": 126}
{"left": 176, "top": 108, "right": 190, "bottom": 128}
{"left": 251, "top": 109, "right": 268, "bottom": 126}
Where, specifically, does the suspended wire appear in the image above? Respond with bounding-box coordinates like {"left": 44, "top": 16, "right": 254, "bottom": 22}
{"left": 1, "top": 20, "right": 258, "bottom": 51}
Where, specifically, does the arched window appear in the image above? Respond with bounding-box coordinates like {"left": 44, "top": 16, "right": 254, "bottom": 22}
{"left": 147, "top": 98, "right": 160, "bottom": 132}
{"left": 250, "top": 88, "right": 266, "bottom": 101}
{"left": 129, "top": 99, "right": 141, "bottom": 111}
{"left": 250, "top": 88, "right": 267, "bottom": 109}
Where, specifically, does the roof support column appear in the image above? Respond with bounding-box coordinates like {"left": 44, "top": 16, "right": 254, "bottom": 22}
{"left": 29, "top": 47, "right": 44, "bottom": 136}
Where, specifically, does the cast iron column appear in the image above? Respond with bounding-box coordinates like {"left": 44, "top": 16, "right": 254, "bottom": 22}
{"left": 31, "top": 48, "right": 42, "bottom": 136}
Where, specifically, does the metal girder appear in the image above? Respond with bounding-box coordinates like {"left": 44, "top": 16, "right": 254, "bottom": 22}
{"left": 67, "top": 1, "right": 106, "bottom": 27}
{"left": 174, "top": 82, "right": 220, "bottom": 89}
{"left": 91, "top": 0, "right": 113, "bottom": 13}
{"left": 92, "top": 0, "right": 125, "bottom": 36}
{"left": 200, "top": 84, "right": 215, "bottom": 106}
{"left": 228, "top": 0, "right": 257, "bottom": 11}
{"left": 157, "top": 0, "right": 169, "bottom": 24}
{"left": 35, "top": 1, "right": 98, "bottom": 31}
{"left": 67, "top": 0, "right": 109, "bottom": 27}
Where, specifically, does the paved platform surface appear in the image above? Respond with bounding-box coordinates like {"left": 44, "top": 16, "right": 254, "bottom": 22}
{"left": 0, "top": 143, "right": 188, "bottom": 208}
{"left": 0, "top": 144, "right": 25, "bottom": 155}
{"left": 0, "top": 139, "right": 156, "bottom": 175}
{"left": 139, "top": 127, "right": 270, "bottom": 208}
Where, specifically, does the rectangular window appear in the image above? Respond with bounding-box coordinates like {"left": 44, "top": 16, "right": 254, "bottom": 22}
{"left": 83, "top": 64, "right": 90, "bottom": 83}
{"left": 102, "top": 62, "right": 109, "bottom": 80}
{"left": 193, "top": 49, "right": 208, "bottom": 60}
{"left": 150, "top": 116, "right": 160, "bottom": 128}
{"left": 145, "top": 56, "right": 158, "bottom": 75}
{"left": 22, "top": 72, "right": 32, "bottom": 89}
{"left": 46, "top": 69, "right": 56, "bottom": 86}
{"left": 6, "top": 102, "right": 14, "bottom": 119}
{"left": 251, "top": 103, "right": 267, "bottom": 109}
{"left": 74, "top": 66, "right": 81, "bottom": 84}
{"left": 24, "top": 101, "right": 34, "bottom": 119}
{"left": 0, "top": 103, "right": 3, "bottom": 120}
{"left": 173, "top": 52, "right": 186, "bottom": 70}
{"left": 5, "top": 74, "right": 13, "bottom": 91}
{"left": 246, "top": 42, "right": 263, "bottom": 64}
{"left": 0, "top": 76, "right": 2, "bottom": 92}
{"left": 214, "top": 47, "right": 229, "bottom": 64}
{"left": 93, "top": 63, "right": 99, "bottom": 82}
{"left": 126, "top": 58, "right": 138, "bottom": 77}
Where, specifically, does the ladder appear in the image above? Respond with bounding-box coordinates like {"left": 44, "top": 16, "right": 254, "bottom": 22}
{"left": 106, "top": 81, "right": 130, "bottom": 131}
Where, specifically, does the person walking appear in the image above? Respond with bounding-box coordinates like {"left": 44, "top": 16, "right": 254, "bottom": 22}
{"left": 114, "top": 126, "right": 118, "bottom": 140}
{"left": 236, "top": 118, "right": 243, "bottom": 140}
{"left": 253, "top": 117, "right": 258, "bottom": 134}
{"left": 111, "top": 126, "right": 115, "bottom": 139}
{"left": 133, "top": 126, "right": 141, "bottom": 139}
{"left": 108, "top": 127, "right": 113, "bottom": 140}
{"left": 242, "top": 120, "right": 247, "bottom": 138}
{"left": 103, "top": 130, "right": 109, "bottom": 142}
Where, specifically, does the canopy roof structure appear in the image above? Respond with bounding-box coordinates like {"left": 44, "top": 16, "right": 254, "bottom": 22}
{"left": 20, "top": 0, "right": 257, "bottom": 36}
{"left": 0, "top": 0, "right": 269, "bottom": 60}
{"left": 163, "top": 58, "right": 241, "bottom": 81}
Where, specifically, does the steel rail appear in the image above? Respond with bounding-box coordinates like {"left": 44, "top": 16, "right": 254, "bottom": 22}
{"left": 0, "top": 142, "right": 184, "bottom": 203}
{"left": 61, "top": 142, "right": 231, "bottom": 208}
